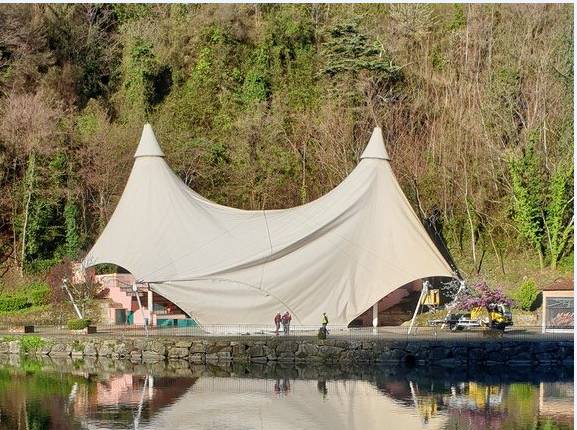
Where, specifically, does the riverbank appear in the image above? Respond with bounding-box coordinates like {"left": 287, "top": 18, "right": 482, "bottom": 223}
{"left": 0, "top": 335, "right": 572, "bottom": 367}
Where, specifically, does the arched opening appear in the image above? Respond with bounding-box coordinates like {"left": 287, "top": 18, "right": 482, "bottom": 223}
{"left": 88, "top": 265, "right": 195, "bottom": 328}
{"left": 348, "top": 277, "right": 455, "bottom": 328}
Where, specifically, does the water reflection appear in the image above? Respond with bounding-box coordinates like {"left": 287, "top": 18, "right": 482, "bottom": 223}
{"left": 0, "top": 356, "right": 572, "bottom": 430}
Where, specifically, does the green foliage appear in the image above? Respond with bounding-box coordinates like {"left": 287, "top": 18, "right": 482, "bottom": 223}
{"left": 0, "top": 4, "right": 573, "bottom": 293}
{"left": 64, "top": 198, "right": 80, "bottom": 258}
{"left": 112, "top": 4, "right": 154, "bottom": 23}
{"left": 447, "top": 5, "right": 466, "bottom": 31}
{"left": 322, "top": 21, "right": 402, "bottom": 79}
{"left": 544, "top": 164, "right": 574, "bottom": 268}
{"left": 241, "top": 47, "right": 270, "bottom": 104}
{"left": 71, "top": 339, "right": 83, "bottom": 351}
{"left": 19, "top": 336, "right": 46, "bottom": 353}
{"left": 430, "top": 46, "right": 446, "bottom": 71}
{"left": 0, "top": 282, "right": 50, "bottom": 312}
{"left": 509, "top": 136, "right": 574, "bottom": 269}
{"left": 67, "top": 318, "right": 91, "bottom": 330}
{"left": 20, "top": 357, "right": 43, "bottom": 374}
{"left": 43, "top": 5, "right": 120, "bottom": 107}
{"left": 27, "top": 282, "right": 51, "bottom": 306}
{"left": 509, "top": 139, "right": 546, "bottom": 265}
{"left": 511, "top": 279, "right": 539, "bottom": 311}
{"left": 0, "top": 295, "right": 29, "bottom": 312}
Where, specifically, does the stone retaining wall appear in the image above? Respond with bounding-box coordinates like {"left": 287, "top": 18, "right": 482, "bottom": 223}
{"left": 0, "top": 336, "right": 572, "bottom": 367}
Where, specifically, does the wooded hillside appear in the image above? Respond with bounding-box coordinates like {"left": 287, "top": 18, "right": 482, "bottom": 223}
{"left": 0, "top": 4, "right": 573, "bottom": 290}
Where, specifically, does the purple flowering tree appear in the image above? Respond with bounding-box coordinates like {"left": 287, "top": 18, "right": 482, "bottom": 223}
{"left": 453, "top": 282, "right": 513, "bottom": 311}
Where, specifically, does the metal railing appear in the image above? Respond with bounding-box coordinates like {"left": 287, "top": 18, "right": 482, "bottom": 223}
{"left": 0, "top": 323, "right": 572, "bottom": 341}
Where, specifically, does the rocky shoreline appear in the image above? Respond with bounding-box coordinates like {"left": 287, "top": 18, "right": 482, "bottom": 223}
{"left": 0, "top": 335, "right": 573, "bottom": 367}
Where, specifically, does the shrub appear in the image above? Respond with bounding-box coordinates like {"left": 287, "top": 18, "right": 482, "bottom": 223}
{"left": 67, "top": 319, "right": 91, "bottom": 330}
{"left": 19, "top": 336, "right": 46, "bottom": 353}
{"left": 453, "top": 281, "right": 513, "bottom": 311}
{"left": 512, "top": 280, "right": 539, "bottom": 311}
{"left": 0, "top": 295, "right": 31, "bottom": 312}
{"left": 0, "top": 282, "right": 51, "bottom": 313}
{"left": 28, "top": 282, "right": 51, "bottom": 306}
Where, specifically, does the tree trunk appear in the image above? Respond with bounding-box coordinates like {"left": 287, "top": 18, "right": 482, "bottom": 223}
{"left": 20, "top": 152, "right": 35, "bottom": 276}
{"left": 538, "top": 249, "right": 544, "bottom": 271}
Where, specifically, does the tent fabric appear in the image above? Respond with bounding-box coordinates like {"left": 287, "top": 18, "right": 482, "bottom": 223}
{"left": 83, "top": 124, "right": 454, "bottom": 326}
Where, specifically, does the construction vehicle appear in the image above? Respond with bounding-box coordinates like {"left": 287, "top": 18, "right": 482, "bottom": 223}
{"left": 429, "top": 303, "right": 513, "bottom": 332}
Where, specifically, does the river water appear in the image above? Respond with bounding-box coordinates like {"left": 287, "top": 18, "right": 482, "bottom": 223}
{"left": 0, "top": 356, "right": 572, "bottom": 430}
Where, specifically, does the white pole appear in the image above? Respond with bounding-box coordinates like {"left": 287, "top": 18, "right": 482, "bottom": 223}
{"left": 408, "top": 281, "right": 428, "bottom": 335}
{"left": 372, "top": 303, "right": 379, "bottom": 328}
{"left": 63, "top": 278, "right": 83, "bottom": 319}
{"left": 133, "top": 283, "right": 149, "bottom": 337}
{"left": 147, "top": 288, "right": 153, "bottom": 327}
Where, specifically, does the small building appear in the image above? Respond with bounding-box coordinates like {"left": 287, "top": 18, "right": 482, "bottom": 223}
{"left": 541, "top": 278, "right": 574, "bottom": 333}
{"left": 94, "top": 273, "right": 195, "bottom": 327}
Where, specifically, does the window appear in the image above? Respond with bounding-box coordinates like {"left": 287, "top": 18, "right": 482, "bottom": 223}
{"left": 545, "top": 297, "right": 574, "bottom": 329}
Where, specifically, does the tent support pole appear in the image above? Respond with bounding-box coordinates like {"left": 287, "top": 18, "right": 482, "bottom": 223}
{"left": 133, "top": 283, "right": 149, "bottom": 337}
{"left": 372, "top": 303, "right": 379, "bottom": 332}
{"left": 408, "top": 281, "right": 428, "bottom": 335}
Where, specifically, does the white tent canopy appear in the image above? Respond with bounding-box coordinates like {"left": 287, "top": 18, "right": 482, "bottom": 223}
{"left": 83, "top": 124, "right": 454, "bottom": 326}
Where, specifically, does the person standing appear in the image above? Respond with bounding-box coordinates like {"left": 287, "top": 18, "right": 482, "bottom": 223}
{"left": 322, "top": 312, "right": 328, "bottom": 328}
{"left": 282, "top": 311, "right": 292, "bottom": 335}
{"left": 286, "top": 311, "right": 292, "bottom": 335}
{"left": 274, "top": 312, "right": 282, "bottom": 336}
{"left": 318, "top": 312, "right": 329, "bottom": 339}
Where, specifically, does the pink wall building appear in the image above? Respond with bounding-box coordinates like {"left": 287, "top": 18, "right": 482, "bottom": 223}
{"left": 94, "top": 273, "right": 192, "bottom": 327}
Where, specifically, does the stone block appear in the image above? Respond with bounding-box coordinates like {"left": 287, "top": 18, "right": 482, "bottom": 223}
{"left": 276, "top": 341, "right": 298, "bottom": 354}
{"left": 319, "top": 346, "right": 342, "bottom": 357}
{"left": 168, "top": 347, "right": 189, "bottom": 359}
{"left": 98, "top": 342, "right": 115, "bottom": 357}
{"left": 248, "top": 345, "right": 265, "bottom": 358}
{"left": 8, "top": 341, "right": 20, "bottom": 355}
{"left": 206, "top": 353, "right": 219, "bottom": 362}
{"left": 217, "top": 351, "right": 232, "bottom": 361}
{"left": 142, "top": 351, "right": 163, "bottom": 363}
{"left": 189, "top": 353, "right": 205, "bottom": 364}
{"left": 175, "top": 340, "right": 192, "bottom": 349}
{"left": 50, "top": 343, "right": 72, "bottom": 356}
{"left": 278, "top": 352, "right": 295, "bottom": 362}
{"left": 295, "top": 343, "right": 318, "bottom": 358}
{"left": 191, "top": 341, "right": 206, "bottom": 354}
{"left": 113, "top": 343, "right": 129, "bottom": 358}
{"left": 84, "top": 343, "right": 98, "bottom": 356}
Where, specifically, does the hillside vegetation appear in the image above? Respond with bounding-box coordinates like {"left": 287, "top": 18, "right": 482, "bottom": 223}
{"left": 0, "top": 4, "right": 573, "bottom": 297}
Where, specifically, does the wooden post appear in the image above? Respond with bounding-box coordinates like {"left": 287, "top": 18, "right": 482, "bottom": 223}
{"left": 408, "top": 281, "right": 428, "bottom": 335}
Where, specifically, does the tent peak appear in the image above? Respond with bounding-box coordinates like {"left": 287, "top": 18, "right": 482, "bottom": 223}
{"left": 134, "top": 123, "right": 165, "bottom": 158}
{"left": 360, "top": 127, "right": 390, "bottom": 161}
